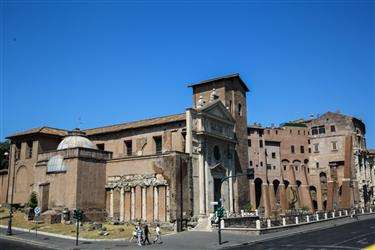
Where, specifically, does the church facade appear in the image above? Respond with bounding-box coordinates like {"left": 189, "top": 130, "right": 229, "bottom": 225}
{"left": 1, "top": 74, "right": 374, "bottom": 229}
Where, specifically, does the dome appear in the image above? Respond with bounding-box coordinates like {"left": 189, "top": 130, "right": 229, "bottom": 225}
{"left": 57, "top": 129, "right": 97, "bottom": 150}
{"left": 47, "top": 155, "right": 66, "bottom": 173}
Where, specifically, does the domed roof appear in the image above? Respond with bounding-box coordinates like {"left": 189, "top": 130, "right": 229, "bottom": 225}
{"left": 57, "top": 129, "right": 97, "bottom": 150}
{"left": 47, "top": 155, "right": 66, "bottom": 173}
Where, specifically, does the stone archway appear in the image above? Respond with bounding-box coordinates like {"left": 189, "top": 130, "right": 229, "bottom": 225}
{"left": 254, "top": 178, "right": 263, "bottom": 209}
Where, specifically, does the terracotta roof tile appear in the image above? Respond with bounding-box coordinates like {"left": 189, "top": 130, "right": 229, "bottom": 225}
{"left": 7, "top": 127, "right": 68, "bottom": 138}
{"left": 84, "top": 113, "right": 186, "bottom": 135}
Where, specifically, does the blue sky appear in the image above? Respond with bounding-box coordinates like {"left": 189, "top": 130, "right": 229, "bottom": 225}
{"left": 1, "top": 0, "right": 374, "bottom": 148}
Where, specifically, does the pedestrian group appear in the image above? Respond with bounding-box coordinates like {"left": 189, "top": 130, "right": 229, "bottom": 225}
{"left": 129, "top": 223, "right": 162, "bottom": 246}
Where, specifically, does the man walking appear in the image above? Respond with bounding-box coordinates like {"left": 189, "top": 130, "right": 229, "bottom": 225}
{"left": 143, "top": 225, "right": 151, "bottom": 245}
{"left": 153, "top": 224, "right": 162, "bottom": 244}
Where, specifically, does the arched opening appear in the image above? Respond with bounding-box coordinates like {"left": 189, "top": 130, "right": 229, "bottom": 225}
{"left": 284, "top": 180, "right": 289, "bottom": 189}
{"left": 281, "top": 159, "right": 289, "bottom": 172}
{"left": 309, "top": 186, "right": 318, "bottom": 209}
{"left": 273, "top": 179, "right": 280, "bottom": 203}
{"left": 254, "top": 178, "right": 263, "bottom": 208}
{"left": 296, "top": 180, "right": 302, "bottom": 188}
{"left": 319, "top": 172, "right": 328, "bottom": 210}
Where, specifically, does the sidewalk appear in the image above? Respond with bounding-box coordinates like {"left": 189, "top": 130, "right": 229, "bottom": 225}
{"left": 1, "top": 214, "right": 374, "bottom": 250}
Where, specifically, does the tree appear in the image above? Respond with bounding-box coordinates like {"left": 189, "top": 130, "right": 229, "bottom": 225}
{"left": 28, "top": 192, "right": 38, "bottom": 209}
{"left": 0, "top": 140, "right": 10, "bottom": 170}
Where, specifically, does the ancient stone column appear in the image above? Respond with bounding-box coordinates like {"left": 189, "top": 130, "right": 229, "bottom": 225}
{"left": 327, "top": 180, "right": 336, "bottom": 210}
{"left": 268, "top": 183, "right": 277, "bottom": 212}
{"left": 120, "top": 187, "right": 125, "bottom": 221}
{"left": 154, "top": 186, "right": 159, "bottom": 221}
{"left": 110, "top": 189, "right": 114, "bottom": 218}
{"left": 262, "top": 183, "right": 271, "bottom": 218}
{"left": 198, "top": 145, "right": 206, "bottom": 215}
{"left": 229, "top": 168, "right": 234, "bottom": 212}
{"left": 250, "top": 180, "right": 257, "bottom": 211}
{"left": 166, "top": 186, "right": 171, "bottom": 222}
{"left": 279, "top": 183, "right": 288, "bottom": 211}
{"left": 131, "top": 187, "right": 135, "bottom": 221}
{"left": 142, "top": 187, "right": 147, "bottom": 221}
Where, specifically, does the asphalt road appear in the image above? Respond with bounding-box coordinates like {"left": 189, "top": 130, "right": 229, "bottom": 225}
{"left": 228, "top": 218, "right": 375, "bottom": 250}
{"left": 0, "top": 237, "right": 52, "bottom": 250}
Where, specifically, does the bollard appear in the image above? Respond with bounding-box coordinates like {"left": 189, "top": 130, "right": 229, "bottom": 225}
{"left": 241, "top": 210, "right": 244, "bottom": 217}
{"left": 361, "top": 208, "right": 364, "bottom": 214}
{"left": 221, "top": 218, "right": 225, "bottom": 229}
{"left": 316, "top": 213, "right": 319, "bottom": 221}
{"left": 324, "top": 213, "right": 328, "bottom": 219}
{"left": 282, "top": 217, "right": 286, "bottom": 226}
{"left": 256, "top": 219, "right": 261, "bottom": 229}
{"left": 306, "top": 215, "right": 310, "bottom": 223}
{"left": 345, "top": 210, "right": 348, "bottom": 216}
{"left": 295, "top": 217, "right": 299, "bottom": 224}
{"left": 370, "top": 208, "right": 373, "bottom": 213}
{"left": 339, "top": 211, "right": 342, "bottom": 217}
{"left": 255, "top": 209, "right": 259, "bottom": 216}
{"left": 267, "top": 219, "right": 271, "bottom": 228}
{"left": 332, "top": 212, "right": 335, "bottom": 218}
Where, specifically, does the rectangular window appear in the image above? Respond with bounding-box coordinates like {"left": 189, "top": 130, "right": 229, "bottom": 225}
{"left": 249, "top": 161, "right": 253, "bottom": 166}
{"left": 298, "top": 130, "right": 300, "bottom": 135}
{"left": 124, "top": 140, "right": 132, "bottom": 156}
{"left": 308, "top": 139, "right": 311, "bottom": 144}
{"left": 290, "top": 129, "right": 292, "bottom": 134}
{"left": 283, "top": 166, "right": 287, "bottom": 171}
{"left": 275, "top": 130, "right": 278, "bottom": 135}
{"left": 154, "top": 136, "right": 162, "bottom": 154}
{"left": 314, "top": 143, "right": 319, "bottom": 153}
{"left": 308, "top": 148, "right": 311, "bottom": 153}
{"left": 272, "top": 152, "right": 276, "bottom": 159}
{"left": 316, "top": 162, "right": 319, "bottom": 168}
{"left": 330, "top": 125, "right": 336, "bottom": 132}
{"left": 259, "top": 140, "right": 263, "bottom": 148}
{"left": 312, "top": 127, "right": 318, "bottom": 135}
{"left": 331, "top": 141, "right": 337, "bottom": 151}
{"left": 318, "top": 126, "right": 326, "bottom": 134}
{"left": 307, "top": 168, "right": 310, "bottom": 173}
{"left": 295, "top": 166, "right": 298, "bottom": 171}
{"left": 248, "top": 139, "right": 251, "bottom": 147}
{"left": 273, "top": 166, "right": 276, "bottom": 170}
{"left": 26, "top": 141, "right": 33, "bottom": 159}
{"left": 260, "top": 161, "right": 263, "bottom": 167}
{"left": 300, "top": 145, "right": 304, "bottom": 154}
{"left": 291, "top": 145, "right": 295, "bottom": 154}
{"left": 96, "top": 143, "right": 105, "bottom": 151}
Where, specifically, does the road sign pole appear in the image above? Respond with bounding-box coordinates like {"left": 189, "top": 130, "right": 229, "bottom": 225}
{"left": 218, "top": 217, "right": 222, "bottom": 245}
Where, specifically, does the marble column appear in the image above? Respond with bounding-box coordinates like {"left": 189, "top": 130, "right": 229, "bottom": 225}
{"left": 109, "top": 189, "right": 114, "bottom": 218}
{"left": 154, "top": 186, "right": 159, "bottom": 221}
{"left": 120, "top": 187, "right": 125, "bottom": 221}
{"left": 142, "top": 187, "right": 147, "bottom": 221}
{"left": 131, "top": 187, "right": 135, "bottom": 221}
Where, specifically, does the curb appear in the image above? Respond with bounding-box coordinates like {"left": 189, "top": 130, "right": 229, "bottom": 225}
{"left": 0, "top": 224, "right": 176, "bottom": 242}
{"left": 221, "top": 214, "right": 375, "bottom": 249}
{"left": 0, "top": 234, "right": 59, "bottom": 250}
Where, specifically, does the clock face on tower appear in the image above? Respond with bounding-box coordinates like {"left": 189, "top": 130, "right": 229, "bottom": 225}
{"left": 214, "top": 145, "right": 221, "bottom": 161}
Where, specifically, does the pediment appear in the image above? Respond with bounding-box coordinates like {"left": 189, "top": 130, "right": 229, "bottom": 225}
{"left": 200, "top": 100, "right": 234, "bottom": 123}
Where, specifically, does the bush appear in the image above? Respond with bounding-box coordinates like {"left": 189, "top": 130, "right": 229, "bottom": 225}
{"left": 28, "top": 191, "right": 38, "bottom": 209}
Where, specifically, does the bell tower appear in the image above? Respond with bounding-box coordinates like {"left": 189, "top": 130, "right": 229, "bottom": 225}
{"left": 189, "top": 73, "right": 250, "bottom": 211}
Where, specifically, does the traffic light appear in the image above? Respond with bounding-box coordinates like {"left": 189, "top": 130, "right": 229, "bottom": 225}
{"left": 247, "top": 168, "right": 254, "bottom": 180}
{"left": 216, "top": 207, "right": 224, "bottom": 218}
{"left": 73, "top": 209, "right": 84, "bottom": 221}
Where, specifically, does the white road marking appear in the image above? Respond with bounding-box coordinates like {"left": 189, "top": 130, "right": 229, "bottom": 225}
{"left": 356, "top": 239, "right": 369, "bottom": 245}
{"left": 300, "top": 245, "right": 359, "bottom": 250}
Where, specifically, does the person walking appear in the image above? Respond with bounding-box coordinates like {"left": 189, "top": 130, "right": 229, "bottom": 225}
{"left": 153, "top": 224, "right": 162, "bottom": 244}
{"left": 129, "top": 226, "right": 138, "bottom": 243}
{"left": 137, "top": 225, "right": 143, "bottom": 246}
{"left": 142, "top": 225, "right": 151, "bottom": 245}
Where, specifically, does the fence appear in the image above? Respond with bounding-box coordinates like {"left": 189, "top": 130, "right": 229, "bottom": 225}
{"left": 222, "top": 206, "right": 374, "bottom": 230}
